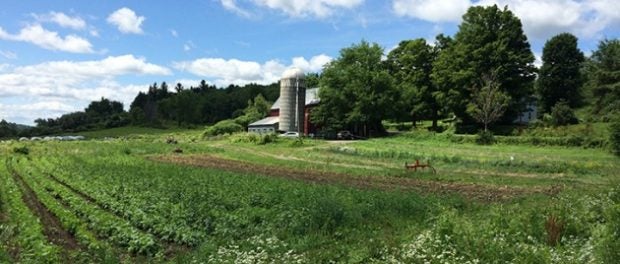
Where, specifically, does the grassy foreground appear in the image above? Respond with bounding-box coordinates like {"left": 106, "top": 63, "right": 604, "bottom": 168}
{"left": 0, "top": 130, "right": 619, "bottom": 263}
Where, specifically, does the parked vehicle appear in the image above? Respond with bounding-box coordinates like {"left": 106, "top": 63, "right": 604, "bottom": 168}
{"left": 279, "top": 131, "right": 300, "bottom": 138}
{"left": 337, "top": 130, "right": 354, "bottom": 140}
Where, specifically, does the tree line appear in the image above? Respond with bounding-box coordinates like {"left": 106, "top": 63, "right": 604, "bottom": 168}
{"left": 3, "top": 81, "right": 279, "bottom": 137}
{"left": 312, "top": 5, "right": 619, "bottom": 136}
{"left": 3, "top": 4, "right": 618, "bottom": 139}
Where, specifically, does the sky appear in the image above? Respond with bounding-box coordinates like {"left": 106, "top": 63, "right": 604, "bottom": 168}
{"left": 0, "top": 0, "right": 618, "bottom": 125}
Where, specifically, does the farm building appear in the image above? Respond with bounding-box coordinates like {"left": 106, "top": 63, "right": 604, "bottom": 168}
{"left": 248, "top": 87, "right": 320, "bottom": 135}
{"left": 248, "top": 68, "right": 321, "bottom": 135}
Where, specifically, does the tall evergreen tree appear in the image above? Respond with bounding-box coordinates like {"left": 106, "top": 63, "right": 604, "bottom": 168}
{"left": 536, "top": 33, "right": 585, "bottom": 114}
{"left": 432, "top": 5, "right": 536, "bottom": 124}
{"left": 584, "top": 38, "right": 620, "bottom": 121}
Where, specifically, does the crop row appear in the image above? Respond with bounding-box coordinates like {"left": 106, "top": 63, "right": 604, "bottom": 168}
{"left": 11, "top": 157, "right": 159, "bottom": 255}
{"left": 0, "top": 158, "right": 60, "bottom": 263}
{"left": 34, "top": 155, "right": 206, "bottom": 246}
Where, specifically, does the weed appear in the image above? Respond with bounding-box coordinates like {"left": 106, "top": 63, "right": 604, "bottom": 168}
{"left": 12, "top": 146, "right": 29, "bottom": 155}
{"left": 545, "top": 214, "right": 564, "bottom": 246}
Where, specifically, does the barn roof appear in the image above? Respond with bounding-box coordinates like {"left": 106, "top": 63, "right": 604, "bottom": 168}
{"left": 248, "top": 116, "right": 279, "bottom": 127}
{"left": 270, "top": 87, "right": 319, "bottom": 110}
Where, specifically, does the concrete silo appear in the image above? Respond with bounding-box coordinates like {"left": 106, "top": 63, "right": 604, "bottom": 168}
{"left": 278, "top": 68, "right": 306, "bottom": 133}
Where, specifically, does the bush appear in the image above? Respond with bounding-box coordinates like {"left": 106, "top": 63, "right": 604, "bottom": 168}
{"left": 475, "top": 130, "right": 495, "bottom": 145}
{"left": 12, "top": 146, "right": 29, "bottom": 155}
{"left": 610, "top": 120, "right": 620, "bottom": 156}
{"left": 550, "top": 101, "right": 578, "bottom": 126}
{"left": 203, "top": 120, "right": 244, "bottom": 137}
{"left": 229, "top": 132, "right": 278, "bottom": 145}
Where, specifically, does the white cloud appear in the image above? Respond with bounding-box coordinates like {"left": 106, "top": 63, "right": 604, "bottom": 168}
{"left": 222, "top": 0, "right": 363, "bottom": 18}
{"left": 221, "top": 0, "right": 252, "bottom": 18}
{"left": 107, "top": 7, "right": 145, "bottom": 34}
{"left": 174, "top": 54, "right": 332, "bottom": 86}
{"left": 477, "top": 0, "right": 620, "bottom": 39}
{"left": 393, "top": 0, "right": 620, "bottom": 41}
{"left": 0, "top": 101, "right": 78, "bottom": 124}
{"left": 533, "top": 51, "right": 542, "bottom": 68}
{"left": 0, "top": 24, "right": 93, "bottom": 53}
{"left": 170, "top": 29, "right": 178, "bottom": 37}
{"left": 392, "top": 0, "right": 470, "bottom": 22}
{"left": 0, "top": 55, "right": 171, "bottom": 105}
{"left": 0, "top": 55, "right": 170, "bottom": 123}
{"left": 34, "top": 11, "right": 87, "bottom": 30}
{"left": 291, "top": 54, "right": 332, "bottom": 72}
{"left": 0, "top": 50, "right": 17, "bottom": 60}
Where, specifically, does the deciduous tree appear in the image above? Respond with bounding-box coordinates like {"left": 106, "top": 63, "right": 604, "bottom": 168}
{"left": 536, "top": 33, "right": 585, "bottom": 114}
{"left": 312, "top": 41, "right": 397, "bottom": 136}
{"left": 432, "top": 5, "right": 536, "bottom": 124}
{"left": 466, "top": 74, "right": 510, "bottom": 132}
{"left": 386, "top": 38, "right": 441, "bottom": 129}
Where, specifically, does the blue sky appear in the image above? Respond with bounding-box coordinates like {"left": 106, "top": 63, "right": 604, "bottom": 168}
{"left": 0, "top": 0, "right": 618, "bottom": 125}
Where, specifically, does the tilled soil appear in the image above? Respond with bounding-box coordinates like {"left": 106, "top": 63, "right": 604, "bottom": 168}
{"left": 152, "top": 154, "right": 562, "bottom": 202}
{"left": 6, "top": 162, "right": 80, "bottom": 251}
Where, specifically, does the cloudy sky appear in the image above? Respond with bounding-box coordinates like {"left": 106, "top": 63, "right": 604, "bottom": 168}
{"left": 0, "top": 0, "right": 618, "bottom": 125}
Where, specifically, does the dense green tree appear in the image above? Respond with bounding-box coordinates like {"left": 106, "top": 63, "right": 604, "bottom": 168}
{"left": 85, "top": 97, "right": 124, "bottom": 119}
{"left": 305, "top": 73, "right": 321, "bottom": 88}
{"left": 0, "top": 119, "right": 18, "bottom": 138}
{"left": 234, "top": 94, "right": 272, "bottom": 128}
{"left": 174, "top": 82, "right": 184, "bottom": 93}
{"left": 536, "top": 33, "right": 585, "bottom": 114}
{"left": 311, "top": 40, "right": 397, "bottom": 136}
{"left": 386, "top": 38, "right": 441, "bottom": 129}
{"left": 550, "top": 100, "right": 578, "bottom": 126}
{"left": 432, "top": 5, "right": 536, "bottom": 124}
{"left": 584, "top": 39, "right": 620, "bottom": 121}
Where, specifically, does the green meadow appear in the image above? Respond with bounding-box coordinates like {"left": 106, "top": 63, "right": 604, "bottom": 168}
{"left": 1, "top": 129, "right": 619, "bottom": 263}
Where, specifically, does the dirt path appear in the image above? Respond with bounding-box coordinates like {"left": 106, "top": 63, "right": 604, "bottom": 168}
{"left": 225, "top": 145, "right": 383, "bottom": 171}
{"left": 6, "top": 161, "right": 80, "bottom": 253}
{"left": 152, "top": 154, "right": 561, "bottom": 202}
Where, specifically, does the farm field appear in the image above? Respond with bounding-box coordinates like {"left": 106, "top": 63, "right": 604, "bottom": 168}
{"left": 1, "top": 131, "right": 619, "bottom": 263}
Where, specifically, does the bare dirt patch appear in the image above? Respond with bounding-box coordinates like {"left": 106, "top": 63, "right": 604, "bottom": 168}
{"left": 6, "top": 161, "right": 80, "bottom": 252}
{"left": 152, "top": 154, "right": 561, "bottom": 202}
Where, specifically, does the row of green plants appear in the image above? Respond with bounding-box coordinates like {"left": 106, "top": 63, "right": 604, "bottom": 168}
{"left": 36, "top": 155, "right": 206, "bottom": 246}
{"left": 0, "top": 160, "right": 60, "bottom": 263}
{"left": 448, "top": 133, "right": 609, "bottom": 149}
{"left": 11, "top": 157, "right": 159, "bottom": 256}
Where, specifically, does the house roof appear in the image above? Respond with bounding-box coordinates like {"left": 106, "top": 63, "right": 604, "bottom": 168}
{"left": 248, "top": 116, "right": 279, "bottom": 127}
{"left": 270, "top": 87, "right": 319, "bottom": 110}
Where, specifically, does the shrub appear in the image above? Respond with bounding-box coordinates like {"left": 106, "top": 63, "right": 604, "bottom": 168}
{"left": 203, "top": 120, "right": 244, "bottom": 137}
{"left": 550, "top": 101, "right": 578, "bottom": 126}
{"left": 229, "top": 133, "right": 278, "bottom": 145}
{"left": 12, "top": 146, "right": 29, "bottom": 155}
{"left": 475, "top": 130, "right": 495, "bottom": 145}
{"left": 610, "top": 120, "right": 620, "bottom": 156}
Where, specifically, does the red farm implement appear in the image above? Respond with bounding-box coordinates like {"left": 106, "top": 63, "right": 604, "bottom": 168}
{"left": 405, "top": 160, "right": 436, "bottom": 174}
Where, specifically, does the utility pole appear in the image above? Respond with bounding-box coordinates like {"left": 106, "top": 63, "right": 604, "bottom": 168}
{"left": 295, "top": 76, "right": 301, "bottom": 138}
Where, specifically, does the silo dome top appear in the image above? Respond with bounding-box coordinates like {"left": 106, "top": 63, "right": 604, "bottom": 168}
{"left": 281, "top": 67, "right": 305, "bottom": 79}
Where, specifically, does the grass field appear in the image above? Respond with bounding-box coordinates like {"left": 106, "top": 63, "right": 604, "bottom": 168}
{"left": 0, "top": 129, "right": 619, "bottom": 263}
